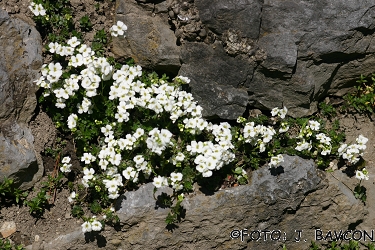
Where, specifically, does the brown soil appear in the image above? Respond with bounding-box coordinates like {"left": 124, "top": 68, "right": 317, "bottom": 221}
{"left": 1, "top": 0, "right": 375, "bottom": 249}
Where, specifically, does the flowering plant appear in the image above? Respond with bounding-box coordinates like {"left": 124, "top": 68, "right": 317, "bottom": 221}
{"left": 354, "top": 167, "right": 369, "bottom": 203}
{"left": 29, "top": 0, "right": 370, "bottom": 233}
{"left": 36, "top": 32, "right": 243, "bottom": 227}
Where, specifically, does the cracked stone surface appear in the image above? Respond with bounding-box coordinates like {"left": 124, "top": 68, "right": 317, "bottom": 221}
{"left": 113, "top": 0, "right": 375, "bottom": 119}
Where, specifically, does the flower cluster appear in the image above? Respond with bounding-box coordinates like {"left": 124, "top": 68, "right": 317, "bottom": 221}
{"left": 29, "top": 2, "right": 46, "bottom": 16}
{"left": 186, "top": 122, "right": 235, "bottom": 178}
{"left": 338, "top": 135, "right": 368, "bottom": 164}
{"left": 146, "top": 128, "right": 174, "bottom": 155}
{"left": 152, "top": 171, "right": 185, "bottom": 190}
{"left": 81, "top": 217, "right": 102, "bottom": 233}
{"left": 316, "top": 133, "right": 332, "bottom": 155}
{"left": 110, "top": 21, "right": 128, "bottom": 37}
{"left": 355, "top": 168, "right": 369, "bottom": 181}
{"left": 295, "top": 120, "right": 329, "bottom": 154}
{"left": 152, "top": 175, "right": 168, "bottom": 188}
{"left": 271, "top": 106, "right": 288, "bottom": 119}
{"left": 243, "top": 122, "right": 276, "bottom": 152}
{"left": 268, "top": 154, "right": 284, "bottom": 168}
{"left": 103, "top": 174, "right": 123, "bottom": 199}
{"left": 60, "top": 156, "right": 72, "bottom": 173}
{"left": 279, "top": 122, "right": 289, "bottom": 133}
{"left": 36, "top": 32, "right": 242, "bottom": 217}
{"left": 170, "top": 172, "right": 183, "bottom": 190}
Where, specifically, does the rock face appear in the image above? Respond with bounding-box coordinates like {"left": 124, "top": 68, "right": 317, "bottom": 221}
{"left": 113, "top": 0, "right": 181, "bottom": 74}
{"left": 0, "top": 9, "right": 43, "bottom": 189}
{"left": 111, "top": 155, "right": 365, "bottom": 250}
{"left": 0, "top": 10, "right": 41, "bottom": 125}
{"left": 179, "top": 42, "right": 250, "bottom": 119}
{"left": 0, "top": 122, "right": 41, "bottom": 190}
{"left": 113, "top": 0, "right": 375, "bottom": 119}
{"left": 249, "top": 0, "right": 375, "bottom": 117}
{"left": 29, "top": 155, "right": 365, "bottom": 249}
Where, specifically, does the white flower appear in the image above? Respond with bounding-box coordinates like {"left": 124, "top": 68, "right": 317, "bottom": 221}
{"left": 316, "top": 133, "right": 331, "bottom": 144}
{"left": 60, "top": 163, "right": 72, "bottom": 173}
{"left": 110, "top": 21, "right": 128, "bottom": 37}
{"left": 81, "top": 153, "right": 96, "bottom": 164}
{"left": 355, "top": 170, "right": 366, "bottom": 180}
{"left": 170, "top": 172, "right": 183, "bottom": 183}
{"left": 134, "top": 128, "right": 145, "bottom": 139}
{"left": 70, "top": 54, "right": 84, "bottom": 67}
{"left": 268, "top": 154, "right": 284, "bottom": 168}
{"left": 175, "top": 76, "right": 191, "bottom": 84}
{"left": 81, "top": 178, "right": 89, "bottom": 188}
{"left": 101, "top": 124, "right": 113, "bottom": 137}
{"left": 67, "top": 114, "right": 78, "bottom": 129}
{"left": 309, "top": 120, "right": 320, "bottom": 131}
{"left": 29, "top": 3, "right": 46, "bottom": 16}
{"left": 271, "top": 106, "right": 287, "bottom": 119}
{"left": 271, "top": 107, "right": 280, "bottom": 117}
{"left": 279, "top": 106, "right": 288, "bottom": 119}
{"left": 356, "top": 135, "right": 368, "bottom": 150}
{"left": 122, "top": 167, "right": 134, "bottom": 180}
{"left": 62, "top": 156, "right": 71, "bottom": 164}
{"left": 91, "top": 220, "right": 102, "bottom": 231}
{"left": 153, "top": 176, "right": 167, "bottom": 188}
{"left": 133, "top": 155, "right": 144, "bottom": 165}
{"left": 172, "top": 183, "right": 183, "bottom": 191}
{"left": 103, "top": 179, "right": 119, "bottom": 193}
{"left": 362, "top": 168, "right": 370, "bottom": 180}
{"left": 108, "top": 153, "right": 121, "bottom": 166}
{"left": 83, "top": 167, "right": 95, "bottom": 180}
{"left": 202, "top": 169, "right": 213, "bottom": 177}
{"left": 48, "top": 62, "right": 62, "bottom": 74}
{"left": 108, "top": 190, "right": 120, "bottom": 199}
{"left": 295, "top": 140, "right": 312, "bottom": 151}
{"left": 68, "top": 191, "right": 76, "bottom": 203}
{"left": 279, "top": 122, "right": 289, "bottom": 133}
{"left": 48, "top": 42, "right": 60, "bottom": 54}
{"left": 67, "top": 37, "right": 80, "bottom": 48}
{"left": 338, "top": 143, "right": 347, "bottom": 156}
{"left": 81, "top": 221, "right": 92, "bottom": 233}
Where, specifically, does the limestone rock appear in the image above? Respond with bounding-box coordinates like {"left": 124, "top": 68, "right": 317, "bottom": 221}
{"left": 0, "top": 9, "right": 42, "bottom": 124}
{"left": 0, "top": 221, "right": 16, "bottom": 238}
{"left": 28, "top": 156, "right": 365, "bottom": 249}
{"left": 0, "top": 9, "right": 43, "bottom": 189}
{"left": 179, "top": 41, "right": 250, "bottom": 119}
{"left": 249, "top": 0, "right": 375, "bottom": 117}
{"left": 0, "top": 122, "right": 42, "bottom": 190}
{"left": 112, "top": 0, "right": 181, "bottom": 74}
{"left": 195, "top": 0, "right": 263, "bottom": 39}
{"left": 111, "top": 155, "right": 365, "bottom": 249}
{"left": 113, "top": 0, "right": 375, "bottom": 118}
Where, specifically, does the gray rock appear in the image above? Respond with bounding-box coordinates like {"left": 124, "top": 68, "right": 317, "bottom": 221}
{"left": 24, "top": 227, "right": 84, "bottom": 250}
{"left": 28, "top": 156, "right": 365, "bottom": 249}
{"left": 0, "top": 9, "right": 42, "bottom": 124}
{"left": 112, "top": 0, "right": 181, "bottom": 74}
{"left": 115, "top": 182, "right": 174, "bottom": 225}
{"left": 179, "top": 42, "right": 250, "bottom": 119}
{"left": 246, "top": 0, "right": 375, "bottom": 116}
{"left": 110, "top": 155, "right": 365, "bottom": 249}
{"left": 113, "top": 0, "right": 375, "bottom": 118}
{"left": 0, "top": 9, "right": 43, "bottom": 189}
{"left": 195, "top": 0, "right": 263, "bottom": 39}
{"left": 0, "top": 122, "right": 42, "bottom": 190}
